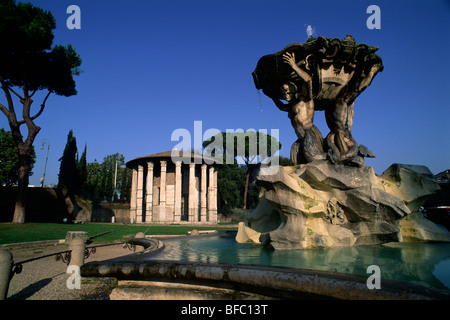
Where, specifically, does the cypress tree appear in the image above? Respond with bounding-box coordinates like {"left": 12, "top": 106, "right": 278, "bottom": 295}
{"left": 77, "top": 144, "right": 87, "bottom": 196}
{"left": 58, "top": 130, "right": 79, "bottom": 193}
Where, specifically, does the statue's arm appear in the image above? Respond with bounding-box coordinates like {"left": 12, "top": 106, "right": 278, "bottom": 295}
{"left": 271, "top": 98, "right": 288, "bottom": 112}
{"left": 283, "top": 52, "right": 313, "bottom": 99}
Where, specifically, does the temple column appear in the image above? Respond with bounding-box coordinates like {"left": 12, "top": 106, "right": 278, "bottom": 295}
{"left": 146, "top": 161, "right": 154, "bottom": 222}
{"left": 136, "top": 164, "right": 144, "bottom": 223}
{"left": 207, "top": 166, "right": 214, "bottom": 222}
{"left": 200, "top": 164, "right": 207, "bottom": 222}
{"left": 188, "top": 163, "right": 196, "bottom": 222}
{"left": 130, "top": 167, "right": 138, "bottom": 223}
{"left": 174, "top": 161, "right": 182, "bottom": 222}
{"left": 213, "top": 167, "right": 218, "bottom": 223}
{"left": 160, "top": 160, "right": 167, "bottom": 222}
{"left": 207, "top": 166, "right": 217, "bottom": 223}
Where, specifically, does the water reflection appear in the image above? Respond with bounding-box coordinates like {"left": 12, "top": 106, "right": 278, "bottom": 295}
{"left": 434, "top": 258, "right": 450, "bottom": 288}
{"left": 147, "top": 234, "right": 450, "bottom": 290}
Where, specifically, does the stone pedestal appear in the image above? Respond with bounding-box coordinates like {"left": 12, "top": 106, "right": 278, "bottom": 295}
{"left": 0, "top": 250, "right": 12, "bottom": 300}
{"left": 65, "top": 231, "right": 88, "bottom": 244}
{"left": 69, "top": 237, "right": 86, "bottom": 267}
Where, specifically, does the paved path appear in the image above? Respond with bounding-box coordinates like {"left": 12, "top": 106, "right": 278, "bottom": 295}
{"left": 5, "top": 242, "right": 134, "bottom": 300}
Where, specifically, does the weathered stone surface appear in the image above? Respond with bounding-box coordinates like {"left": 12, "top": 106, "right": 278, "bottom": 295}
{"left": 379, "top": 164, "right": 440, "bottom": 211}
{"left": 236, "top": 162, "right": 450, "bottom": 249}
{"left": 65, "top": 231, "right": 88, "bottom": 244}
{"left": 109, "top": 280, "right": 272, "bottom": 300}
{"left": 377, "top": 164, "right": 450, "bottom": 242}
{"left": 399, "top": 212, "right": 450, "bottom": 242}
{"left": 236, "top": 222, "right": 263, "bottom": 244}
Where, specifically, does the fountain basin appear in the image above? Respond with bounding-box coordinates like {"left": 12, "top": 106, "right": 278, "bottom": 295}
{"left": 80, "top": 234, "right": 450, "bottom": 300}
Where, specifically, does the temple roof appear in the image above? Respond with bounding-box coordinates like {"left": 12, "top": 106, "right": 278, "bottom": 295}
{"left": 126, "top": 150, "right": 220, "bottom": 168}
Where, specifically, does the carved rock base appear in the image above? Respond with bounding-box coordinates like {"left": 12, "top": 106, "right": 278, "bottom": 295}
{"left": 236, "top": 161, "right": 450, "bottom": 249}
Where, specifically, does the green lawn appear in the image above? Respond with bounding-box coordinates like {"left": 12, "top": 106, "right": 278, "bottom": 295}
{"left": 0, "top": 223, "right": 237, "bottom": 245}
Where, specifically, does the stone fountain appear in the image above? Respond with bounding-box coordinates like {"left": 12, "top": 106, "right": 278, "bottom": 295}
{"left": 237, "top": 35, "right": 450, "bottom": 249}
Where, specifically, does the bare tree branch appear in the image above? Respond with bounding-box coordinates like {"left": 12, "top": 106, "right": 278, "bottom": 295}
{"left": 30, "top": 90, "right": 51, "bottom": 121}
{"left": 6, "top": 83, "right": 24, "bottom": 101}
{"left": 0, "top": 101, "right": 9, "bottom": 117}
{"left": 0, "top": 79, "right": 18, "bottom": 123}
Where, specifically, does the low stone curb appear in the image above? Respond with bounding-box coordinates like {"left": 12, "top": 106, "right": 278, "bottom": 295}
{"left": 81, "top": 259, "right": 450, "bottom": 300}
{"left": 0, "top": 239, "right": 66, "bottom": 249}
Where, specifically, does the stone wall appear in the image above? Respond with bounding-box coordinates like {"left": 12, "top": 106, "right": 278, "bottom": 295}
{"left": 0, "top": 187, "right": 130, "bottom": 223}
{"left": 0, "top": 187, "right": 76, "bottom": 222}
{"left": 91, "top": 203, "right": 130, "bottom": 224}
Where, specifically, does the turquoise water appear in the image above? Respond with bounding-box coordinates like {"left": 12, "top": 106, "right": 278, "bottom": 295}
{"left": 148, "top": 232, "right": 450, "bottom": 290}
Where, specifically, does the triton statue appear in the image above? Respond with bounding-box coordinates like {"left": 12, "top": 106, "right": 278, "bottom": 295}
{"left": 252, "top": 34, "right": 383, "bottom": 166}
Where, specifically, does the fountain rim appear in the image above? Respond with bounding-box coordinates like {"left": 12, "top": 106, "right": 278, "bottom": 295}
{"left": 80, "top": 235, "right": 450, "bottom": 300}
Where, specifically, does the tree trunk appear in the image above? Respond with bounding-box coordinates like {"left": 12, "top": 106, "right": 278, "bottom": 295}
{"left": 12, "top": 153, "right": 31, "bottom": 223}
{"left": 1, "top": 81, "right": 43, "bottom": 223}
{"left": 243, "top": 171, "right": 250, "bottom": 210}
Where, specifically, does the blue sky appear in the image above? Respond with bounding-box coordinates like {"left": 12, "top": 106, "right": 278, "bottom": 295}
{"left": 1, "top": 0, "right": 449, "bottom": 185}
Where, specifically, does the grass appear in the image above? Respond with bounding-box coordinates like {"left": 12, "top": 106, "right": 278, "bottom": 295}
{"left": 0, "top": 222, "right": 237, "bottom": 245}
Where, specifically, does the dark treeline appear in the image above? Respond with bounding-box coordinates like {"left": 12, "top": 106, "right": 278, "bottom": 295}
{"left": 58, "top": 130, "right": 132, "bottom": 203}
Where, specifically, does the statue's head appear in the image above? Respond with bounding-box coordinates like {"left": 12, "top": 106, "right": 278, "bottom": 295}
{"left": 281, "top": 82, "right": 297, "bottom": 102}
